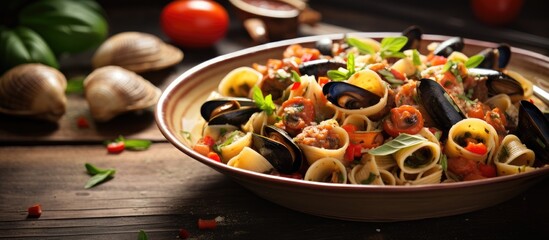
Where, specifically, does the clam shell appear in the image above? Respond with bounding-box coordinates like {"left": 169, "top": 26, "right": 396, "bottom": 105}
{"left": 84, "top": 66, "right": 161, "bottom": 121}
{"left": 92, "top": 32, "right": 183, "bottom": 73}
{"left": 0, "top": 63, "right": 67, "bottom": 122}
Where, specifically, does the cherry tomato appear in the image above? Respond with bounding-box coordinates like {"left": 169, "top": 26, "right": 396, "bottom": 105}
{"left": 471, "top": 0, "right": 524, "bottom": 26}
{"left": 160, "top": 0, "right": 229, "bottom": 48}
{"left": 107, "top": 141, "right": 125, "bottom": 154}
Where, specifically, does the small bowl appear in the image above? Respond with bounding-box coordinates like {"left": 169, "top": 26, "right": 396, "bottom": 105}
{"left": 229, "top": 0, "right": 308, "bottom": 43}
{"left": 155, "top": 33, "right": 549, "bottom": 221}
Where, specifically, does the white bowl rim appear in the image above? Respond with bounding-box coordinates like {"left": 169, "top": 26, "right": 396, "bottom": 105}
{"left": 156, "top": 32, "right": 549, "bottom": 194}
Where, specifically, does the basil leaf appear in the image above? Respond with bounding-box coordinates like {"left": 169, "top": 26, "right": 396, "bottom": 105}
{"left": 381, "top": 51, "right": 406, "bottom": 59}
{"left": 138, "top": 230, "right": 149, "bottom": 240}
{"left": 465, "top": 55, "right": 485, "bottom": 68}
{"left": 85, "top": 169, "right": 115, "bottom": 189}
{"left": 360, "top": 172, "right": 377, "bottom": 185}
{"left": 368, "top": 133, "right": 427, "bottom": 155}
{"left": 19, "top": 0, "right": 108, "bottom": 55}
{"left": 440, "top": 154, "right": 448, "bottom": 172}
{"left": 0, "top": 26, "right": 58, "bottom": 74}
{"left": 327, "top": 70, "right": 348, "bottom": 81}
{"left": 65, "top": 76, "right": 85, "bottom": 94}
{"left": 412, "top": 49, "right": 421, "bottom": 66}
{"left": 252, "top": 86, "right": 275, "bottom": 115}
{"left": 85, "top": 162, "right": 112, "bottom": 175}
{"left": 124, "top": 139, "right": 152, "bottom": 151}
{"left": 347, "top": 37, "right": 375, "bottom": 55}
{"left": 290, "top": 70, "right": 301, "bottom": 82}
{"left": 381, "top": 36, "right": 408, "bottom": 53}
{"left": 347, "top": 52, "right": 355, "bottom": 74}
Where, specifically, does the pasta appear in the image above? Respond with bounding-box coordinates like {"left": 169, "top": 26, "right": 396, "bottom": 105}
{"left": 193, "top": 34, "right": 548, "bottom": 185}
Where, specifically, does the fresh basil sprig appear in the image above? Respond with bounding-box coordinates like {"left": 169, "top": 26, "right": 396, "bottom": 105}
{"left": 84, "top": 163, "right": 116, "bottom": 189}
{"left": 252, "top": 86, "right": 276, "bottom": 115}
{"left": 368, "top": 133, "right": 427, "bottom": 155}
{"left": 138, "top": 230, "right": 149, "bottom": 240}
{"left": 327, "top": 52, "right": 355, "bottom": 81}
{"left": 412, "top": 49, "right": 422, "bottom": 66}
{"left": 379, "top": 36, "right": 408, "bottom": 59}
{"left": 105, "top": 135, "right": 152, "bottom": 151}
{"left": 464, "top": 55, "right": 485, "bottom": 68}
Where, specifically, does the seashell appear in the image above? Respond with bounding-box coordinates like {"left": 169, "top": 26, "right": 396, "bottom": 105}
{"left": 0, "top": 63, "right": 67, "bottom": 122}
{"left": 84, "top": 66, "right": 161, "bottom": 121}
{"left": 92, "top": 32, "right": 183, "bottom": 73}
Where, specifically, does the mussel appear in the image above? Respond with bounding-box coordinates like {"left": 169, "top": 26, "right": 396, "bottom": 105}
{"left": 322, "top": 81, "right": 381, "bottom": 109}
{"left": 0, "top": 64, "right": 67, "bottom": 122}
{"left": 298, "top": 59, "right": 346, "bottom": 78}
{"left": 315, "top": 38, "right": 335, "bottom": 56}
{"left": 401, "top": 25, "right": 423, "bottom": 50}
{"left": 200, "top": 98, "right": 260, "bottom": 126}
{"left": 433, "top": 37, "right": 464, "bottom": 57}
{"left": 515, "top": 100, "right": 549, "bottom": 167}
{"left": 468, "top": 68, "right": 524, "bottom": 101}
{"left": 477, "top": 43, "right": 511, "bottom": 70}
{"left": 251, "top": 124, "right": 304, "bottom": 173}
{"left": 417, "top": 78, "right": 466, "bottom": 133}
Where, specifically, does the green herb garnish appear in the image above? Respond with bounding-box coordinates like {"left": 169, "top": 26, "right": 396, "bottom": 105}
{"left": 440, "top": 154, "right": 448, "bottom": 173}
{"left": 290, "top": 70, "right": 301, "bottom": 83}
{"left": 360, "top": 172, "right": 377, "bottom": 184}
{"left": 105, "top": 135, "right": 152, "bottom": 151}
{"left": 327, "top": 52, "right": 355, "bottom": 81}
{"left": 379, "top": 36, "right": 408, "bottom": 59}
{"left": 65, "top": 76, "right": 85, "bottom": 94}
{"left": 84, "top": 163, "right": 116, "bottom": 189}
{"left": 465, "top": 55, "right": 485, "bottom": 68}
{"left": 368, "top": 133, "right": 427, "bottom": 156}
{"left": 346, "top": 37, "right": 375, "bottom": 55}
{"left": 138, "top": 230, "right": 149, "bottom": 240}
{"left": 252, "top": 85, "right": 276, "bottom": 115}
{"left": 412, "top": 49, "right": 422, "bottom": 66}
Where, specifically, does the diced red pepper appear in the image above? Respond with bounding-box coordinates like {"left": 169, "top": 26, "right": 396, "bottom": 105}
{"left": 464, "top": 141, "right": 488, "bottom": 155}
{"left": 344, "top": 143, "right": 362, "bottom": 161}
{"left": 291, "top": 81, "right": 301, "bottom": 90}
{"left": 390, "top": 68, "right": 406, "bottom": 81}
{"left": 341, "top": 123, "right": 358, "bottom": 134}
{"left": 107, "top": 141, "right": 125, "bottom": 154}
{"left": 178, "top": 228, "right": 190, "bottom": 239}
{"left": 429, "top": 55, "right": 447, "bottom": 66}
{"left": 76, "top": 116, "right": 90, "bottom": 129}
{"left": 318, "top": 76, "right": 330, "bottom": 86}
{"left": 198, "top": 218, "right": 217, "bottom": 230}
{"left": 207, "top": 151, "right": 221, "bottom": 162}
{"left": 27, "top": 204, "right": 42, "bottom": 218}
{"left": 201, "top": 136, "right": 215, "bottom": 147}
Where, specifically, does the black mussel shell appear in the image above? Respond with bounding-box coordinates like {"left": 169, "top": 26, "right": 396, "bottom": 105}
{"left": 468, "top": 68, "right": 523, "bottom": 100}
{"left": 299, "top": 59, "right": 346, "bottom": 78}
{"left": 261, "top": 124, "right": 303, "bottom": 173}
{"left": 516, "top": 100, "right": 549, "bottom": 167}
{"left": 433, "top": 37, "right": 464, "bottom": 57}
{"left": 322, "top": 81, "right": 382, "bottom": 109}
{"left": 401, "top": 25, "right": 422, "bottom": 50}
{"left": 477, "top": 44, "right": 511, "bottom": 70}
{"left": 315, "top": 38, "right": 334, "bottom": 56}
{"left": 200, "top": 98, "right": 256, "bottom": 122}
{"left": 207, "top": 107, "right": 260, "bottom": 126}
{"left": 251, "top": 127, "right": 303, "bottom": 174}
{"left": 417, "top": 78, "right": 465, "bottom": 133}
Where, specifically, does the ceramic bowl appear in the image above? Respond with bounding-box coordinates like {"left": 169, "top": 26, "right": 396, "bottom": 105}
{"left": 155, "top": 33, "right": 549, "bottom": 221}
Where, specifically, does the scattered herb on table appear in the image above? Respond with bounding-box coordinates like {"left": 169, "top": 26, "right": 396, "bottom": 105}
{"left": 137, "top": 229, "right": 148, "bottom": 240}
{"left": 27, "top": 204, "right": 42, "bottom": 218}
{"left": 104, "top": 135, "right": 152, "bottom": 154}
{"left": 84, "top": 163, "right": 116, "bottom": 189}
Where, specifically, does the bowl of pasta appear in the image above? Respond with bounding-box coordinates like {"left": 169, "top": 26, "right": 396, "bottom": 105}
{"left": 156, "top": 29, "right": 549, "bottom": 221}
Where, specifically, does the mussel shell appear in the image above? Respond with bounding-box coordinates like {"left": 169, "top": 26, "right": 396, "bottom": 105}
{"left": 433, "top": 37, "right": 464, "bottom": 57}
{"left": 322, "top": 81, "right": 381, "bottom": 109}
{"left": 251, "top": 127, "right": 303, "bottom": 174}
{"left": 417, "top": 78, "right": 465, "bottom": 133}
{"left": 315, "top": 38, "right": 334, "bottom": 56}
{"left": 298, "top": 59, "right": 346, "bottom": 78}
{"left": 477, "top": 44, "right": 511, "bottom": 70}
{"left": 200, "top": 97, "right": 256, "bottom": 122}
{"left": 207, "top": 107, "right": 261, "bottom": 126}
{"left": 261, "top": 124, "right": 303, "bottom": 173}
{"left": 468, "top": 68, "right": 524, "bottom": 99}
{"left": 515, "top": 100, "right": 549, "bottom": 167}
{"left": 401, "top": 25, "right": 422, "bottom": 50}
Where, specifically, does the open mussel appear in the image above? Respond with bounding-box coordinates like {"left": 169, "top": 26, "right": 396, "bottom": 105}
{"left": 298, "top": 59, "right": 346, "bottom": 78}
{"left": 200, "top": 97, "right": 257, "bottom": 122}
{"left": 322, "top": 81, "right": 381, "bottom": 109}
{"left": 468, "top": 68, "right": 524, "bottom": 101}
{"left": 433, "top": 37, "right": 464, "bottom": 57}
{"left": 477, "top": 43, "right": 511, "bottom": 70}
{"left": 417, "top": 78, "right": 466, "bottom": 133}
{"left": 515, "top": 100, "right": 549, "bottom": 167}
{"left": 251, "top": 125, "right": 303, "bottom": 173}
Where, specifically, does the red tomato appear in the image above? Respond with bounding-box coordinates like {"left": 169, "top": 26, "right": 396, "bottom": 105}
{"left": 160, "top": 0, "right": 229, "bottom": 48}
{"left": 471, "top": 0, "right": 524, "bottom": 26}
{"left": 465, "top": 141, "right": 488, "bottom": 155}
{"left": 478, "top": 163, "right": 497, "bottom": 178}
{"left": 107, "top": 141, "right": 125, "bottom": 154}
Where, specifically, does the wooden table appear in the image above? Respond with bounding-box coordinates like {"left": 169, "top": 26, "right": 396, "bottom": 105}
{"left": 2, "top": 1, "right": 549, "bottom": 239}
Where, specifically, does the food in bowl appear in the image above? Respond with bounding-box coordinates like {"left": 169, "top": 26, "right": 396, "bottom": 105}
{"left": 187, "top": 27, "right": 549, "bottom": 186}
